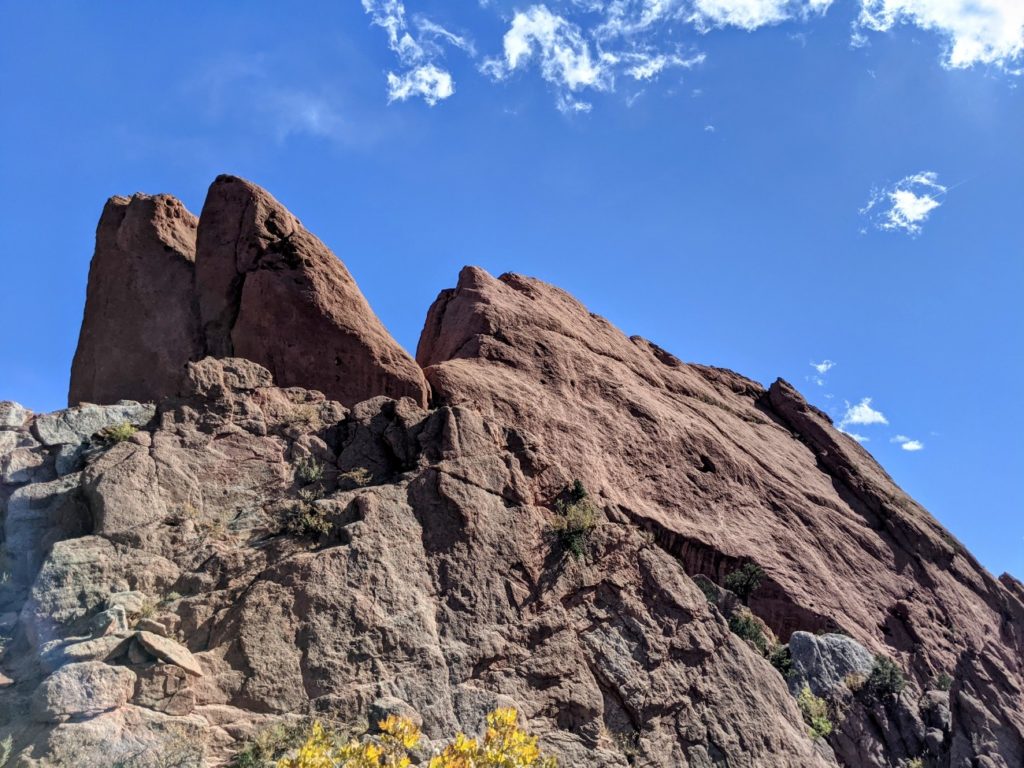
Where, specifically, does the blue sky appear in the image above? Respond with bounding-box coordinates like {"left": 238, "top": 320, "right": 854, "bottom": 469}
{"left": 1, "top": 1, "right": 1021, "bottom": 577}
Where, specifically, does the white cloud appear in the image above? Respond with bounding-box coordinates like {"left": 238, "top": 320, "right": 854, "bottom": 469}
{"left": 624, "top": 52, "right": 706, "bottom": 80}
{"left": 844, "top": 431, "right": 870, "bottom": 443}
{"left": 362, "top": 0, "right": 467, "bottom": 105}
{"left": 861, "top": 171, "right": 948, "bottom": 236}
{"left": 415, "top": 17, "right": 477, "bottom": 56}
{"left": 484, "top": 6, "right": 613, "bottom": 95}
{"left": 482, "top": 5, "right": 703, "bottom": 112}
{"left": 839, "top": 397, "right": 889, "bottom": 429}
{"left": 387, "top": 65, "right": 454, "bottom": 105}
{"left": 690, "top": 0, "right": 833, "bottom": 31}
{"left": 808, "top": 358, "right": 835, "bottom": 386}
{"left": 891, "top": 434, "right": 925, "bottom": 451}
{"left": 361, "top": 0, "right": 1020, "bottom": 109}
{"left": 857, "top": 0, "right": 1024, "bottom": 70}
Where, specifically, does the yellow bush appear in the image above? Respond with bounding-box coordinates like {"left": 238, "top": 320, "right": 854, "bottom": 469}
{"left": 276, "top": 709, "right": 556, "bottom": 768}
{"left": 429, "top": 708, "right": 557, "bottom": 768}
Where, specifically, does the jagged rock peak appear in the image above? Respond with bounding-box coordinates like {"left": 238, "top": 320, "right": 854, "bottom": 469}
{"left": 195, "top": 174, "right": 428, "bottom": 408}
{"left": 68, "top": 175, "right": 428, "bottom": 410}
{"left": 69, "top": 193, "right": 202, "bottom": 407}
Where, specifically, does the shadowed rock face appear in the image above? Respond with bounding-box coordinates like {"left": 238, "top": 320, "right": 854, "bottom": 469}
{"left": 69, "top": 194, "right": 202, "bottom": 406}
{"left": 195, "top": 175, "right": 428, "bottom": 408}
{"left": 68, "top": 176, "right": 428, "bottom": 410}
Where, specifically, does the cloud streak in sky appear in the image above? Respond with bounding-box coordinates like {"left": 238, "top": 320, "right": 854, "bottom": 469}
{"left": 361, "top": 1, "right": 1023, "bottom": 110}
{"left": 861, "top": 172, "right": 948, "bottom": 236}
{"left": 891, "top": 434, "right": 925, "bottom": 451}
{"left": 362, "top": 0, "right": 466, "bottom": 105}
{"left": 857, "top": 0, "right": 1024, "bottom": 70}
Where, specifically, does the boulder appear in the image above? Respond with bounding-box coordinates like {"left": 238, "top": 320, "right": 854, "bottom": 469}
{"left": 31, "top": 661, "right": 136, "bottom": 722}
{"left": 195, "top": 174, "right": 428, "bottom": 408}
{"left": 68, "top": 193, "right": 203, "bottom": 406}
{"left": 33, "top": 400, "right": 155, "bottom": 446}
{"left": 0, "top": 400, "right": 30, "bottom": 430}
{"left": 4, "top": 473, "right": 87, "bottom": 582}
{"left": 135, "top": 631, "right": 204, "bottom": 676}
{"left": 788, "top": 631, "right": 875, "bottom": 697}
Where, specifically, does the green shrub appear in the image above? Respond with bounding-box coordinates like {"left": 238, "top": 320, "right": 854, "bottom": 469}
{"left": 695, "top": 577, "right": 720, "bottom": 605}
{"left": 339, "top": 467, "right": 372, "bottom": 488}
{"left": 547, "top": 482, "right": 599, "bottom": 560}
{"left": 796, "top": 685, "right": 833, "bottom": 740}
{"left": 769, "top": 644, "right": 794, "bottom": 679}
{"left": 230, "top": 721, "right": 307, "bottom": 767}
{"left": 723, "top": 562, "right": 764, "bottom": 603}
{"left": 287, "top": 501, "right": 333, "bottom": 539}
{"left": 867, "top": 655, "right": 906, "bottom": 700}
{"left": 933, "top": 672, "right": 953, "bottom": 692}
{"left": 728, "top": 609, "right": 769, "bottom": 655}
{"left": 95, "top": 422, "right": 137, "bottom": 445}
{"left": 294, "top": 456, "right": 325, "bottom": 486}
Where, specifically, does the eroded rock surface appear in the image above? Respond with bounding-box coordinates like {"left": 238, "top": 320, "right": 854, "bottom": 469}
{"left": 1, "top": 360, "right": 832, "bottom": 767}
{"left": 68, "top": 176, "right": 429, "bottom": 411}
{"left": 69, "top": 194, "right": 202, "bottom": 407}
{"left": 418, "top": 266, "right": 1024, "bottom": 767}
{"left": 194, "top": 175, "right": 429, "bottom": 408}
{"left": 8, "top": 194, "right": 1023, "bottom": 766}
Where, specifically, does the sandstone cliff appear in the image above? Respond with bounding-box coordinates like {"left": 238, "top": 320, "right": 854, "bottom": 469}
{"left": 1, "top": 179, "right": 1020, "bottom": 767}
{"left": 68, "top": 176, "right": 428, "bottom": 410}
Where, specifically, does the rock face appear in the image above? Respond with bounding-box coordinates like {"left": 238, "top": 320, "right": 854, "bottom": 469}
{"left": 195, "top": 175, "right": 429, "bottom": 408}
{"left": 69, "top": 194, "right": 202, "bottom": 406}
{"left": 68, "top": 176, "right": 428, "bottom": 410}
{"left": 6, "top": 186, "right": 1023, "bottom": 766}
{"left": 419, "top": 266, "right": 1024, "bottom": 766}
{"left": 0, "top": 360, "right": 833, "bottom": 767}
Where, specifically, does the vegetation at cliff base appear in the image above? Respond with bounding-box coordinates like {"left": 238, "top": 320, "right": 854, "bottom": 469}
{"left": 272, "top": 708, "right": 557, "bottom": 768}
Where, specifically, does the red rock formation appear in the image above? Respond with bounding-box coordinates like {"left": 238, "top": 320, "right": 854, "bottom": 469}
{"left": 70, "top": 176, "right": 428, "bottom": 410}
{"left": 194, "top": 175, "right": 428, "bottom": 408}
{"left": 69, "top": 194, "right": 202, "bottom": 406}
{"left": 419, "top": 266, "right": 1024, "bottom": 765}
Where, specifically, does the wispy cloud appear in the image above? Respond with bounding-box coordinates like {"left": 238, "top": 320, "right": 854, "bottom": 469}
{"left": 362, "top": 0, "right": 468, "bottom": 105}
{"left": 857, "top": 0, "right": 1024, "bottom": 71}
{"left": 861, "top": 171, "right": 948, "bottom": 236}
{"left": 481, "top": 6, "right": 703, "bottom": 113}
{"left": 187, "top": 55, "right": 352, "bottom": 143}
{"left": 891, "top": 434, "right": 925, "bottom": 451}
{"left": 808, "top": 358, "right": 835, "bottom": 386}
{"left": 361, "top": 0, "right": 1021, "bottom": 109}
{"left": 690, "top": 0, "right": 833, "bottom": 32}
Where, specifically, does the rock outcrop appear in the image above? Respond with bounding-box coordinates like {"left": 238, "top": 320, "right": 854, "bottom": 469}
{"left": 68, "top": 176, "right": 428, "bottom": 409}
{"left": 1, "top": 360, "right": 832, "bottom": 767}
{"left": 419, "top": 266, "right": 1024, "bottom": 766}
{"left": 194, "top": 175, "right": 428, "bottom": 408}
{"left": 6, "top": 183, "right": 1022, "bottom": 767}
{"left": 69, "top": 194, "right": 202, "bottom": 407}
